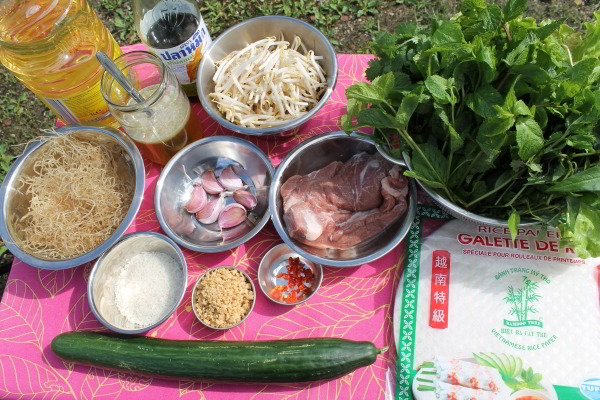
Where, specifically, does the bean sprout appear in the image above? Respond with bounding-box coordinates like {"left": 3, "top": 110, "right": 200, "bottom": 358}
{"left": 210, "top": 35, "right": 328, "bottom": 128}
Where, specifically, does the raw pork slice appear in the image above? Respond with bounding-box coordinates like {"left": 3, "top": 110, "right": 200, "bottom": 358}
{"left": 280, "top": 152, "right": 409, "bottom": 249}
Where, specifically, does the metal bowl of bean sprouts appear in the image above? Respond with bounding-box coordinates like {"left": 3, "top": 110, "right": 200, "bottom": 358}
{"left": 197, "top": 16, "right": 338, "bottom": 136}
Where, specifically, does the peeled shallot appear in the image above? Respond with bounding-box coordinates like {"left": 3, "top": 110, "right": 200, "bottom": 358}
{"left": 185, "top": 185, "right": 207, "bottom": 213}
{"left": 196, "top": 197, "right": 224, "bottom": 224}
{"left": 218, "top": 203, "right": 247, "bottom": 229}
{"left": 233, "top": 189, "right": 257, "bottom": 210}
{"left": 201, "top": 170, "right": 224, "bottom": 194}
{"left": 218, "top": 166, "right": 244, "bottom": 190}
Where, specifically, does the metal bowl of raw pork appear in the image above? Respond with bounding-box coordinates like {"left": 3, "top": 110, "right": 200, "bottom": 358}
{"left": 269, "top": 131, "right": 417, "bottom": 267}
{"left": 155, "top": 136, "right": 274, "bottom": 252}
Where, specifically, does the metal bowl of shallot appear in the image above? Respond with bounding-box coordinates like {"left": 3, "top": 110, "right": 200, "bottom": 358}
{"left": 155, "top": 136, "right": 274, "bottom": 252}
{"left": 269, "top": 131, "right": 417, "bottom": 267}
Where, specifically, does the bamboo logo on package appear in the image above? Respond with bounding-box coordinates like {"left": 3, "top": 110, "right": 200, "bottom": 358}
{"left": 503, "top": 276, "right": 543, "bottom": 328}
{"left": 492, "top": 267, "right": 558, "bottom": 352}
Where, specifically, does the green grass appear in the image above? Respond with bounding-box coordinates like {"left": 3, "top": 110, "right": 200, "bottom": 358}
{"left": 93, "top": 0, "right": 390, "bottom": 48}
{"left": 91, "top": 0, "right": 600, "bottom": 54}
{"left": 94, "top": 0, "right": 137, "bottom": 43}
{"left": 0, "top": 69, "right": 55, "bottom": 155}
{"left": 0, "top": 143, "right": 10, "bottom": 264}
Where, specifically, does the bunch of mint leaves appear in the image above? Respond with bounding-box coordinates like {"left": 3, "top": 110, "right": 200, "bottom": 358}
{"left": 342, "top": 0, "right": 600, "bottom": 258}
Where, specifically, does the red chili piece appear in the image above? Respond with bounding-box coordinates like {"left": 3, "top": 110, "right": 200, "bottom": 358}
{"left": 268, "top": 257, "right": 315, "bottom": 303}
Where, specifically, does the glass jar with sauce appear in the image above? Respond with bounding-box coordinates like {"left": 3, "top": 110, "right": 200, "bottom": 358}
{"left": 100, "top": 50, "right": 203, "bottom": 165}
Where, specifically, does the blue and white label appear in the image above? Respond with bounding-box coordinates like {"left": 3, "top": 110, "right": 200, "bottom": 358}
{"left": 147, "top": 17, "right": 212, "bottom": 85}
{"left": 581, "top": 378, "right": 600, "bottom": 400}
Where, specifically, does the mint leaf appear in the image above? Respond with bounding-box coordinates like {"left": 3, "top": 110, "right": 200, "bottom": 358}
{"left": 373, "top": 72, "right": 395, "bottom": 97}
{"left": 434, "top": 103, "right": 464, "bottom": 152}
{"left": 340, "top": 114, "right": 353, "bottom": 133}
{"left": 534, "top": 107, "right": 548, "bottom": 129}
{"left": 432, "top": 21, "right": 464, "bottom": 45}
{"left": 461, "top": 0, "right": 503, "bottom": 38}
{"left": 562, "top": 58, "right": 598, "bottom": 97}
{"left": 512, "top": 100, "right": 532, "bottom": 116}
{"left": 503, "top": 376, "right": 527, "bottom": 391}
{"left": 393, "top": 72, "right": 415, "bottom": 91}
{"left": 567, "top": 196, "right": 581, "bottom": 230}
{"left": 395, "top": 22, "right": 418, "bottom": 37}
{"left": 424, "top": 75, "right": 453, "bottom": 104}
{"left": 458, "top": 180, "right": 487, "bottom": 201}
{"left": 346, "top": 82, "right": 386, "bottom": 104}
{"left": 466, "top": 84, "right": 503, "bottom": 118}
{"left": 365, "top": 59, "right": 383, "bottom": 82}
{"left": 396, "top": 94, "right": 420, "bottom": 127}
{"left": 461, "top": 0, "right": 486, "bottom": 18}
{"left": 508, "top": 210, "right": 520, "bottom": 241}
{"left": 573, "top": 11, "right": 600, "bottom": 61}
{"left": 535, "top": 19, "right": 564, "bottom": 41}
{"left": 411, "top": 143, "right": 449, "bottom": 186}
{"left": 479, "top": 115, "right": 516, "bottom": 137}
{"left": 343, "top": 98, "right": 368, "bottom": 132}
{"left": 356, "top": 108, "right": 397, "bottom": 129}
{"left": 403, "top": 171, "right": 446, "bottom": 189}
{"left": 503, "top": 0, "right": 527, "bottom": 22}
{"left": 548, "top": 166, "right": 600, "bottom": 192}
{"left": 347, "top": 98, "right": 363, "bottom": 117}
{"left": 504, "top": 32, "right": 537, "bottom": 66}
{"left": 510, "top": 64, "right": 551, "bottom": 86}
{"left": 372, "top": 31, "right": 400, "bottom": 59}
{"left": 516, "top": 117, "right": 544, "bottom": 160}
{"left": 504, "top": 82, "right": 518, "bottom": 110}
{"left": 530, "top": 373, "right": 544, "bottom": 385}
{"left": 561, "top": 195, "right": 600, "bottom": 258}
{"left": 474, "top": 39, "right": 497, "bottom": 82}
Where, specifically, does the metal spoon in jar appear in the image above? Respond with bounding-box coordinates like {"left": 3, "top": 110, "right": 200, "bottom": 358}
{"left": 96, "top": 51, "right": 153, "bottom": 116}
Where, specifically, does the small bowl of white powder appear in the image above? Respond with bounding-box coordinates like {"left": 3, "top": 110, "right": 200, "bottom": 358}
{"left": 88, "top": 231, "right": 187, "bottom": 334}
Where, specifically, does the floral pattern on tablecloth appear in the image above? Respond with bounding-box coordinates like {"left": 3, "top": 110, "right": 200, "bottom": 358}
{"left": 0, "top": 50, "right": 404, "bottom": 400}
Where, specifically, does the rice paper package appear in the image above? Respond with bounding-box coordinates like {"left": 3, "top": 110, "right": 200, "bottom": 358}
{"left": 393, "top": 205, "right": 600, "bottom": 400}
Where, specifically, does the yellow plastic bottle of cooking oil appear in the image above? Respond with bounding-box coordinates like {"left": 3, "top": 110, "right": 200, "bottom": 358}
{"left": 0, "top": 0, "right": 122, "bottom": 127}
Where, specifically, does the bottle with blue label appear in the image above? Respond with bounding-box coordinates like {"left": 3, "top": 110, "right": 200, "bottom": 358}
{"left": 133, "top": 0, "right": 212, "bottom": 97}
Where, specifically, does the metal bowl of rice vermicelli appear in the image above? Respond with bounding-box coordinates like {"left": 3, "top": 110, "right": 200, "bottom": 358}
{"left": 0, "top": 126, "right": 145, "bottom": 270}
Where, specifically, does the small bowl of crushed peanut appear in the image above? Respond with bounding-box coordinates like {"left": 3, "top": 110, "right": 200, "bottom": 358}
{"left": 192, "top": 266, "right": 256, "bottom": 330}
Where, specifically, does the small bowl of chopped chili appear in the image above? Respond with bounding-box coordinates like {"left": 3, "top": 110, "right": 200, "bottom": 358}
{"left": 258, "top": 243, "right": 323, "bottom": 305}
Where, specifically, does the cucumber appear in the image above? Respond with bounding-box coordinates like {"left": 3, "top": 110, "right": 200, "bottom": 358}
{"left": 52, "top": 332, "right": 386, "bottom": 383}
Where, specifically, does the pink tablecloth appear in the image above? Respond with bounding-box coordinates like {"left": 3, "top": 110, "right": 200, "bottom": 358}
{"left": 0, "top": 50, "right": 403, "bottom": 400}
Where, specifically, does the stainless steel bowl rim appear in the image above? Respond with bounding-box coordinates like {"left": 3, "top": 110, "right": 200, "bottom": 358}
{"left": 258, "top": 243, "right": 324, "bottom": 306}
{"left": 269, "top": 131, "right": 418, "bottom": 267}
{"left": 191, "top": 265, "right": 256, "bottom": 330}
{"left": 0, "top": 126, "right": 145, "bottom": 270}
{"left": 87, "top": 231, "right": 188, "bottom": 334}
{"left": 154, "top": 135, "right": 275, "bottom": 253}
{"left": 376, "top": 145, "right": 538, "bottom": 228}
{"left": 197, "top": 16, "right": 338, "bottom": 136}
